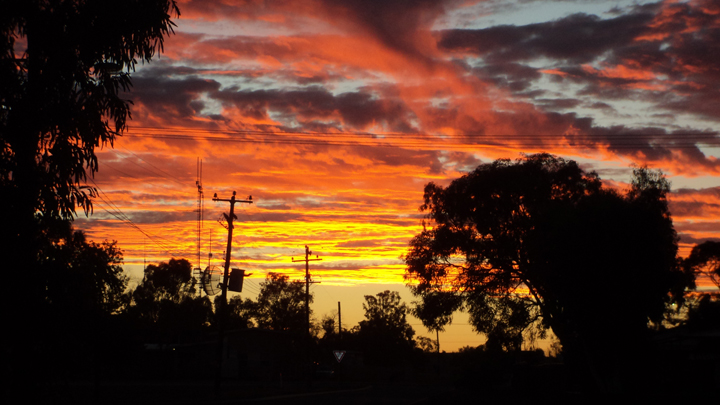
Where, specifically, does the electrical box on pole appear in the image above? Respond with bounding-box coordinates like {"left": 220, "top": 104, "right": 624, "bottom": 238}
{"left": 229, "top": 268, "right": 250, "bottom": 292}
{"left": 212, "top": 191, "right": 252, "bottom": 394}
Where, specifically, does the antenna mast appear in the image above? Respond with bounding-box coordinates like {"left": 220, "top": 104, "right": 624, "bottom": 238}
{"left": 195, "top": 158, "right": 205, "bottom": 296}
{"left": 196, "top": 158, "right": 204, "bottom": 268}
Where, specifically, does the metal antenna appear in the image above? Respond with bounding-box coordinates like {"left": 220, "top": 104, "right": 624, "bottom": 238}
{"left": 195, "top": 158, "right": 205, "bottom": 296}
{"left": 196, "top": 158, "right": 204, "bottom": 270}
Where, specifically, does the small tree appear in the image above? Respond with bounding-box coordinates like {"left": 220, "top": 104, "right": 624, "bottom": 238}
{"left": 253, "top": 272, "right": 311, "bottom": 335}
{"left": 129, "top": 258, "right": 196, "bottom": 321}
{"left": 320, "top": 314, "right": 336, "bottom": 338}
{"left": 684, "top": 241, "right": 720, "bottom": 289}
{"left": 356, "top": 290, "right": 416, "bottom": 364}
{"left": 223, "top": 295, "right": 256, "bottom": 329}
{"left": 415, "top": 336, "right": 438, "bottom": 353}
{"left": 680, "top": 241, "right": 720, "bottom": 330}
{"left": 31, "top": 221, "right": 129, "bottom": 380}
{"left": 127, "top": 258, "right": 212, "bottom": 340}
{"left": 41, "top": 222, "right": 127, "bottom": 317}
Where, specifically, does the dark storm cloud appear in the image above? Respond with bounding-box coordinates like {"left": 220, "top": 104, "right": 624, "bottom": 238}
{"left": 181, "top": 0, "right": 459, "bottom": 62}
{"left": 535, "top": 98, "right": 582, "bottom": 110}
{"left": 438, "top": 1, "right": 720, "bottom": 122}
{"left": 131, "top": 70, "right": 222, "bottom": 120}
{"left": 674, "top": 187, "right": 720, "bottom": 200}
{"left": 586, "top": 102, "right": 615, "bottom": 111}
{"left": 212, "top": 86, "right": 418, "bottom": 132}
{"left": 677, "top": 233, "right": 720, "bottom": 246}
{"left": 438, "top": 11, "right": 655, "bottom": 64}
{"left": 316, "top": 0, "right": 457, "bottom": 59}
{"left": 473, "top": 62, "right": 542, "bottom": 93}
{"left": 672, "top": 187, "right": 720, "bottom": 213}
{"left": 586, "top": 127, "right": 720, "bottom": 170}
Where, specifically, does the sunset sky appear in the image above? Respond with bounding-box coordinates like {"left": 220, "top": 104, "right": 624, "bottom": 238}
{"left": 74, "top": 0, "right": 720, "bottom": 351}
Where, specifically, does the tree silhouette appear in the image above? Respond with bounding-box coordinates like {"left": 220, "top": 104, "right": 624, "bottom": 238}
{"left": 405, "top": 154, "right": 687, "bottom": 390}
{"left": 253, "top": 272, "right": 311, "bottom": 335}
{"left": 356, "top": 290, "right": 416, "bottom": 365}
{"left": 126, "top": 258, "right": 212, "bottom": 341}
{"left": 223, "top": 295, "right": 256, "bottom": 330}
{"left": 1, "top": 0, "right": 179, "bottom": 221}
{"left": 414, "top": 336, "right": 438, "bottom": 353}
{"left": 1, "top": 0, "right": 180, "bottom": 341}
{"left": 26, "top": 220, "right": 130, "bottom": 384}
{"left": 42, "top": 221, "right": 127, "bottom": 318}
{"left": 1, "top": 2, "right": 180, "bottom": 390}
{"left": 679, "top": 241, "right": 720, "bottom": 331}
{"left": 684, "top": 241, "right": 720, "bottom": 289}
{"left": 129, "top": 258, "right": 195, "bottom": 321}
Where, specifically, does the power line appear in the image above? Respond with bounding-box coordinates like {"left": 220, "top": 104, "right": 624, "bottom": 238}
{"left": 100, "top": 161, "right": 141, "bottom": 179}
{"left": 121, "top": 126, "right": 720, "bottom": 150}
{"left": 129, "top": 125, "right": 719, "bottom": 139}
{"left": 118, "top": 147, "right": 187, "bottom": 186}
{"left": 123, "top": 133, "right": 720, "bottom": 150}
{"left": 89, "top": 179, "right": 194, "bottom": 258}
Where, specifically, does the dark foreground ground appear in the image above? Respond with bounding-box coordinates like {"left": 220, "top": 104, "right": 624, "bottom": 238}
{"left": 31, "top": 378, "right": 717, "bottom": 405}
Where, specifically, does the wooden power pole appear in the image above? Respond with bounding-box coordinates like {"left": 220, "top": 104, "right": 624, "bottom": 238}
{"left": 212, "top": 191, "right": 252, "bottom": 394}
{"left": 292, "top": 245, "right": 321, "bottom": 337}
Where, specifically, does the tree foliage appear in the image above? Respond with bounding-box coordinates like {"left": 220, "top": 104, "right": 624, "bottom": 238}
{"left": 41, "top": 220, "right": 127, "bottom": 316}
{"left": 684, "top": 240, "right": 720, "bottom": 289}
{"left": 0, "top": 0, "right": 179, "bottom": 220}
{"left": 1, "top": 1, "right": 180, "bottom": 392}
{"left": 126, "top": 258, "right": 212, "bottom": 339}
{"left": 1, "top": 0, "right": 181, "bottom": 329}
{"left": 253, "top": 272, "right": 311, "bottom": 334}
{"left": 355, "top": 290, "right": 416, "bottom": 364}
{"left": 415, "top": 336, "right": 438, "bottom": 353}
{"left": 224, "top": 295, "right": 256, "bottom": 329}
{"left": 358, "top": 290, "right": 415, "bottom": 345}
{"left": 129, "top": 259, "right": 197, "bottom": 318}
{"left": 2, "top": 0, "right": 180, "bottom": 350}
{"left": 21, "top": 220, "right": 131, "bottom": 384}
{"left": 678, "top": 241, "right": 720, "bottom": 331}
{"left": 404, "top": 154, "right": 686, "bottom": 384}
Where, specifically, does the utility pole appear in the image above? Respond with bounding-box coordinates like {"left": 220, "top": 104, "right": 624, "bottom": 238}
{"left": 213, "top": 191, "right": 252, "bottom": 307}
{"left": 292, "top": 245, "right": 321, "bottom": 337}
{"left": 292, "top": 246, "right": 321, "bottom": 387}
{"left": 212, "top": 191, "right": 252, "bottom": 394}
{"left": 338, "top": 301, "right": 342, "bottom": 340}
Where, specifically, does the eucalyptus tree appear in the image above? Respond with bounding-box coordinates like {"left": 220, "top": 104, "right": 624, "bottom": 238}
{"left": 405, "top": 154, "right": 687, "bottom": 389}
